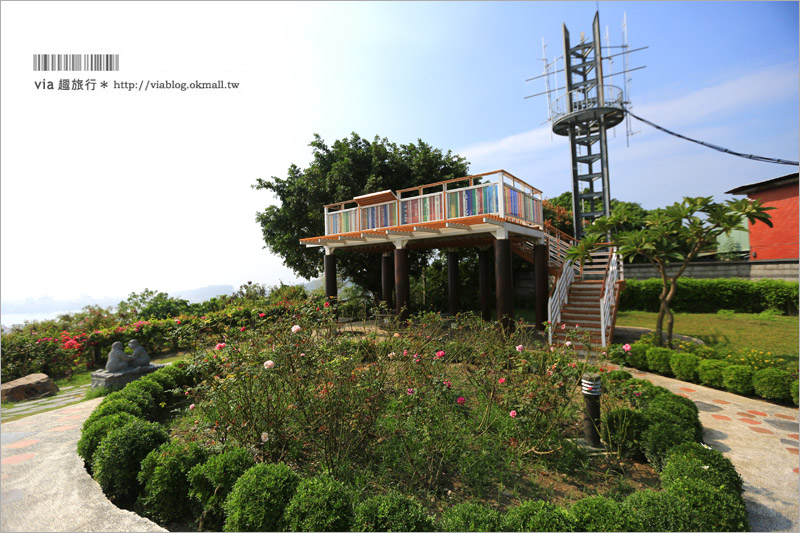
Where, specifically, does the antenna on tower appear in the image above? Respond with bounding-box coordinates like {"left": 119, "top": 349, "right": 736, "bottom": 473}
{"left": 525, "top": 11, "right": 646, "bottom": 236}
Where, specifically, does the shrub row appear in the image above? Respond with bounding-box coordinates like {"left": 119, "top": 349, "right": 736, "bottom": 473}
{"left": 620, "top": 277, "right": 799, "bottom": 315}
{"left": 623, "top": 343, "right": 798, "bottom": 405}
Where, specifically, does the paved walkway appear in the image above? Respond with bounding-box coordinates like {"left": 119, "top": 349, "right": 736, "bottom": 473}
{"left": 1, "top": 396, "right": 165, "bottom": 532}
{"left": 1, "top": 370, "right": 798, "bottom": 532}
{"left": 620, "top": 366, "right": 800, "bottom": 533}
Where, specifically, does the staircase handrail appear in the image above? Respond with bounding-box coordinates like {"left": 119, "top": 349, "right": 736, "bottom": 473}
{"left": 543, "top": 222, "right": 577, "bottom": 269}
{"left": 599, "top": 247, "right": 621, "bottom": 347}
{"left": 548, "top": 257, "right": 577, "bottom": 345}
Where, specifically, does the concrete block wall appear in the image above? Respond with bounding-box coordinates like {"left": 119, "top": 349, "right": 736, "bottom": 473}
{"left": 621, "top": 259, "right": 798, "bottom": 282}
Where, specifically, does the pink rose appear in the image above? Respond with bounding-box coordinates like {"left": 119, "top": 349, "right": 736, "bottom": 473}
{"left": 215, "top": 343, "right": 226, "bottom": 350}
{"left": 498, "top": 378, "right": 506, "bottom": 384}
{"left": 263, "top": 360, "right": 275, "bottom": 369}
{"left": 436, "top": 350, "right": 445, "bottom": 358}
{"left": 509, "top": 410, "right": 517, "bottom": 418}
{"left": 456, "top": 397, "right": 465, "bottom": 405}
{"left": 623, "top": 343, "right": 631, "bottom": 352}
{"left": 291, "top": 325, "right": 301, "bottom": 333}
{"left": 189, "top": 404, "right": 195, "bottom": 410}
{"left": 516, "top": 345, "right": 523, "bottom": 352}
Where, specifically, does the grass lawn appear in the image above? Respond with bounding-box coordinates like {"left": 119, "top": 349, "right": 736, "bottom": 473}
{"left": 616, "top": 310, "right": 799, "bottom": 356}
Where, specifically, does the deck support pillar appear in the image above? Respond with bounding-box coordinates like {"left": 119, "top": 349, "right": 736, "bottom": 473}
{"left": 324, "top": 248, "right": 337, "bottom": 304}
{"left": 479, "top": 247, "right": 491, "bottom": 321}
{"left": 394, "top": 246, "right": 410, "bottom": 322}
{"left": 494, "top": 238, "right": 514, "bottom": 331}
{"left": 534, "top": 244, "right": 548, "bottom": 331}
{"left": 447, "top": 250, "right": 460, "bottom": 316}
{"left": 381, "top": 252, "right": 394, "bottom": 308}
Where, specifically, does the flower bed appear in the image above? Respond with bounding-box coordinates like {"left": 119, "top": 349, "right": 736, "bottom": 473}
{"left": 78, "top": 311, "right": 751, "bottom": 531}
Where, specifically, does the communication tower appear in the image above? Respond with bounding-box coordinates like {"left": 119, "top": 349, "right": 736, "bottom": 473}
{"left": 527, "top": 11, "right": 645, "bottom": 236}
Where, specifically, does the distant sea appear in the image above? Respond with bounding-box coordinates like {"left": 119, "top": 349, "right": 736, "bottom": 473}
{"left": 1, "top": 310, "right": 81, "bottom": 329}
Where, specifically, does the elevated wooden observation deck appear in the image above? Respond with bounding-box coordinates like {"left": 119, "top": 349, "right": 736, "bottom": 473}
{"left": 300, "top": 170, "right": 548, "bottom": 253}
{"left": 299, "top": 170, "right": 621, "bottom": 344}
{"left": 300, "top": 170, "right": 580, "bottom": 332}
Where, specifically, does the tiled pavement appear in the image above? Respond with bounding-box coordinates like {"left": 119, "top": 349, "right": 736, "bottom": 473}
{"left": 1, "top": 371, "right": 798, "bottom": 532}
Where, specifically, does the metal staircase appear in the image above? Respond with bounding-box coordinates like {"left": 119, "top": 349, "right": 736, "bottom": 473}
{"left": 549, "top": 246, "right": 624, "bottom": 348}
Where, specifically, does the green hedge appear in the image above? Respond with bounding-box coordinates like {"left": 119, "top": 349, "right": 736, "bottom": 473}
{"left": 620, "top": 278, "right": 798, "bottom": 315}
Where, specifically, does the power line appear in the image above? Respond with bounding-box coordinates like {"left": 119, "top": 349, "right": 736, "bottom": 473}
{"left": 626, "top": 110, "right": 799, "bottom": 167}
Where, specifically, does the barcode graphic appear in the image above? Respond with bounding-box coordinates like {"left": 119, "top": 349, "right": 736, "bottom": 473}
{"left": 33, "top": 54, "right": 119, "bottom": 71}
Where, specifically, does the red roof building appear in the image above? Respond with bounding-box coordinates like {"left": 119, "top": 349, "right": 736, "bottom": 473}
{"left": 726, "top": 173, "right": 799, "bottom": 260}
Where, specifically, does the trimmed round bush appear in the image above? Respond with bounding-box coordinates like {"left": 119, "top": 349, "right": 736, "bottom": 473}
{"left": 353, "top": 491, "right": 435, "bottom": 532}
{"left": 640, "top": 419, "right": 696, "bottom": 471}
{"left": 664, "top": 478, "right": 749, "bottom": 531}
{"left": 792, "top": 379, "right": 799, "bottom": 406}
{"left": 647, "top": 393, "right": 703, "bottom": 442}
{"left": 224, "top": 463, "right": 300, "bottom": 532}
{"left": 500, "top": 500, "right": 576, "bottom": 532}
{"left": 102, "top": 387, "right": 155, "bottom": 417}
{"left": 722, "top": 365, "right": 755, "bottom": 395}
{"left": 119, "top": 379, "right": 163, "bottom": 414}
{"left": 670, "top": 351, "right": 699, "bottom": 382}
{"left": 283, "top": 474, "right": 353, "bottom": 532}
{"left": 697, "top": 359, "right": 730, "bottom": 388}
{"left": 141, "top": 371, "right": 178, "bottom": 401}
{"left": 569, "top": 495, "right": 634, "bottom": 532}
{"left": 601, "top": 407, "right": 646, "bottom": 459}
{"left": 439, "top": 502, "right": 501, "bottom": 532}
{"left": 82, "top": 398, "right": 144, "bottom": 432}
{"left": 135, "top": 441, "right": 208, "bottom": 525}
{"left": 605, "top": 369, "right": 633, "bottom": 382}
{"left": 623, "top": 489, "right": 690, "bottom": 532}
{"left": 91, "top": 418, "right": 169, "bottom": 507}
{"left": 620, "top": 378, "right": 671, "bottom": 408}
{"left": 160, "top": 362, "right": 194, "bottom": 388}
{"left": 645, "top": 347, "right": 674, "bottom": 376}
{"left": 626, "top": 343, "right": 649, "bottom": 370}
{"left": 752, "top": 368, "right": 792, "bottom": 402}
{"left": 188, "top": 447, "right": 256, "bottom": 532}
{"left": 662, "top": 442, "right": 743, "bottom": 496}
{"left": 77, "top": 412, "right": 140, "bottom": 471}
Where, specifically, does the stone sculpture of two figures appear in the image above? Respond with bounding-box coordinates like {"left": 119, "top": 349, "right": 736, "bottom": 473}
{"left": 105, "top": 339, "right": 150, "bottom": 372}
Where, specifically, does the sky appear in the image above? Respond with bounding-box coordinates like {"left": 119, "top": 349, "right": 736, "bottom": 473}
{"left": 1, "top": 1, "right": 798, "bottom": 309}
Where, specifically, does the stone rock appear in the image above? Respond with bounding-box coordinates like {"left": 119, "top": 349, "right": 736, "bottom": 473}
{"left": 90, "top": 363, "right": 166, "bottom": 391}
{"left": 1, "top": 373, "right": 59, "bottom": 403}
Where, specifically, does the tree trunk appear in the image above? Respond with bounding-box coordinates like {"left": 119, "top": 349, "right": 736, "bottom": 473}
{"left": 654, "top": 261, "right": 669, "bottom": 347}
{"left": 663, "top": 276, "right": 681, "bottom": 348}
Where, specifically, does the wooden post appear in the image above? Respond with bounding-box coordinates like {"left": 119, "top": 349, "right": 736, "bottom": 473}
{"left": 381, "top": 252, "right": 394, "bottom": 307}
{"left": 479, "top": 247, "right": 491, "bottom": 321}
{"left": 534, "top": 244, "right": 548, "bottom": 331}
{"left": 494, "top": 238, "right": 514, "bottom": 331}
{"left": 324, "top": 250, "right": 337, "bottom": 303}
{"left": 394, "top": 247, "right": 410, "bottom": 322}
{"left": 447, "top": 250, "right": 459, "bottom": 316}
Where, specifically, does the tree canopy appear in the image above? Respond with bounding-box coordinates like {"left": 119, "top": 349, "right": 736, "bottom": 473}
{"left": 254, "top": 133, "right": 470, "bottom": 296}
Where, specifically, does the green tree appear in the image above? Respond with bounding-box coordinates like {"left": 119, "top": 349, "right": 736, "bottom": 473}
{"left": 253, "top": 133, "right": 469, "bottom": 297}
{"left": 571, "top": 196, "right": 773, "bottom": 347}
{"left": 543, "top": 191, "right": 649, "bottom": 237}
